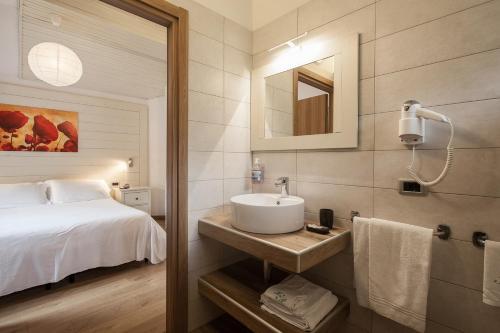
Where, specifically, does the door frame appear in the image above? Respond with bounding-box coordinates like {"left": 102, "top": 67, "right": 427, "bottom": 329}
{"left": 99, "top": 1, "right": 188, "bottom": 332}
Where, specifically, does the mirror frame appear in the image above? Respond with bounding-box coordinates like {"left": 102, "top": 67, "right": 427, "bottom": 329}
{"left": 251, "top": 33, "right": 359, "bottom": 151}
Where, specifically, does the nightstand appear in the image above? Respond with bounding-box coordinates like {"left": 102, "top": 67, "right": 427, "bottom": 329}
{"left": 115, "top": 187, "right": 151, "bottom": 214}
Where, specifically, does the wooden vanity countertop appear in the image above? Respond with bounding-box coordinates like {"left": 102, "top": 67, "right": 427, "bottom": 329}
{"left": 198, "top": 214, "right": 351, "bottom": 273}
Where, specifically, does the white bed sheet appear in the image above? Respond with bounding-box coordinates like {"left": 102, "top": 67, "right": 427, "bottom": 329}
{"left": 0, "top": 199, "right": 166, "bottom": 297}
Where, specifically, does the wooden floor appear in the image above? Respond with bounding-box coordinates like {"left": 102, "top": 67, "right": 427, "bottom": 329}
{"left": 0, "top": 261, "right": 166, "bottom": 333}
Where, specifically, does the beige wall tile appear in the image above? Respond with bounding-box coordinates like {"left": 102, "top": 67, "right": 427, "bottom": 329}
{"left": 297, "top": 151, "right": 373, "bottom": 186}
{"left": 431, "top": 238, "right": 484, "bottom": 291}
{"left": 188, "top": 180, "right": 223, "bottom": 211}
{"left": 252, "top": 179, "right": 298, "bottom": 196}
{"left": 188, "top": 207, "right": 223, "bottom": 242}
{"left": 188, "top": 121, "right": 224, "bottom": 152}
{"left": 375, "top": 99, "right": 500, "bottom": 150}
{"left": 360, "top": 41, "right": 374, "bottom": 79}
{"left": 223, "top": 126, "right": 250, "bottom": 153}
{"left": 359, "top": 78, "right": 374, "bottom": 115}
{"left": 188, "top": 151, "right": 223, "bottom": 181}
{"left": 371, "top": 313, "right": 460, "bottom": 333}
{"left": 223, "top": 178, "right": 252, "bottom": 204}
{"left": 189, "top": 61, "right": 223, "bottom": 97}
{"left": 253, "top": 10, "right": 298, "bottom": 55}
{"left": 375, "top": 49, "right": 500, "bottom": 113}
{"left": 298, "top": 182, "right": 373, "bottom": 219}
{"left": 187, "top": 238, "right": 223, "bottom": 272}
{"left": 188, "top": 91, "right": 224, "bottom": 125}
{"left": 223, "top": 72, "right": 250, "bottom": 102}
{"left": 223, "top": 45, "right": 251, "bottom": 78}
{"left": 376, "top": 0, "right": 490, "bottom": 38}
{"left": 359, "top": 114, "right": 375, "bottom": 151}
{"left": 374, "top": 188, "right": 500, "bottom": 242}
{"left": 301, "top": 4, "right": 375, "bottom": 48}
{"left": 298, "top": 0, "right": 374, "bottom": 34}
{"left": 189, "top": 30, "right": 223, "bottom": 69}
{"left": 224, "top": 99, "right": 250, "bottom": 128}
{"left": 428, "top": 279, "right": 500, "bottom": 333}
{"left": 374, "top": 149, "right": 500, "bottom": 197}
{"left": 187, "top": 296, "right": 224, "bottom": 332}
{"left": 376, "top": 1, "right": 500, "bottom": 75}
{"left": 224, "top": 18, "right": 252, "bottom": 54}
{"left": 252, "top": 151, "right": 297, "bottom": 180}
{"left": 305, "top": 252, "right": 355, "bottom": 288}
{"left": 170, "top": 0, "right": 223, "bottom": 41}
{"left": 223, "top": 152, "right": 251, "bottom": 179}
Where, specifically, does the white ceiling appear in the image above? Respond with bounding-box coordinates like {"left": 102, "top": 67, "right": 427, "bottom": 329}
{"left": 14, "top": 0, "right": 167, "bottom": 100}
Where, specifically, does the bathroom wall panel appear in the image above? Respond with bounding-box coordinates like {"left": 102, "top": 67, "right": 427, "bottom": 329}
{"left": 298, "top": 0, "right": 374, "bottom": 35}
{"left": 375, "top": 49, "right": 500, "bottom": 113}
{"left": 188, "top": 91, "right": 225, "bottom": 125}
{"left": 359, "top": 79, "right": 375, "bottom": 115}
{"left": 252, "top": 10, "right": 298, "bottom": 54}
{"left": 223, "top": 19, "right": 252, "bottom": 54}
{"left": 298, "top": 182, "right": 374, "bottom": 220}
{"left": 358, "top": 114, "right": 375, "bottom": 150}
{"left": 297, "top": 151, "right": 374, "bottom": 187}
{"left": 373, "top": 188, "right": 500, "bottom": 242}
{"left": 428, "top": 278, "right": 500, "bottom": 333}
{"left": 374, "top": 149, "right": 500, "bottom": 197}
{"left": 189, "top": 30, "right": 224, "bottom": 70}
{"left": 223, "top": 46, "right": 252, "bottom": 79}
{"left": 376, "top": 0, "right": 500, "bottom": 75}
{"left": 375, "top": 0, "right": 491, "bottom": 38}
{"left": 431, "top": 238, "right": 484, "bottom": 291}
{"left": 253, "top": 1, "right": 500, "bottom": 329}
{"left": 188, "top": 61, "right": 224, "bottom": 97}
{"left": 360, "top": 41, "right": 375, "bottom": 79}
{"left": 170, "top": 0, "right": 223, "bottom": 42}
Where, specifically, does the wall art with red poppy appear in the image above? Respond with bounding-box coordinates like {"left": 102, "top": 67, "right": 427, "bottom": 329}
{"left": 0, "top": 104, "right": 78, "bottom": 152}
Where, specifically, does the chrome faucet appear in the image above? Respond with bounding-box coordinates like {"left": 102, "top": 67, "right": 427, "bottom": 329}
{"left": 274, "top": 176, "right": 289, "bottom": 197}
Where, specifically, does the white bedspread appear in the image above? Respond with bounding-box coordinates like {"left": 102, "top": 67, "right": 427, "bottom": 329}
{"left": 0, "top": 199, "right": 166, "bottom": 297}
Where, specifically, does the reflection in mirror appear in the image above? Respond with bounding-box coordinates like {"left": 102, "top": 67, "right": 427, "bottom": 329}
{"left": 264, "top": 56, "right": 334, "bottom": 138}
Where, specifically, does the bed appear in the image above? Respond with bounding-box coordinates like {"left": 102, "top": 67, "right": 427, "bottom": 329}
{"left": 0, "top": 197, "right": 166, "bottom": 297}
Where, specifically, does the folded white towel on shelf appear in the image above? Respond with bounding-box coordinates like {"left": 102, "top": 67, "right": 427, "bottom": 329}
{"left": 483, "top": 240, "right": 500, "bottom": 307}
{"left": 353, "top": 217, "right": 433, "bottom": 333}
{"left": 260, "top": 275, "right": 338, "bottom": 331}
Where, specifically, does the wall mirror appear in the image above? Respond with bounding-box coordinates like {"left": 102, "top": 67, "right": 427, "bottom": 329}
{"left": 251, "top": 34, "right": 359, "bottom": 150}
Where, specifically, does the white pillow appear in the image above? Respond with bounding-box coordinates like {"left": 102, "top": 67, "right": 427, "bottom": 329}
{"left": 45, "top": 179, "right": 111, "bottom": 204}
{"left": 0, "top": 182, "right": 48, "bottom": 209}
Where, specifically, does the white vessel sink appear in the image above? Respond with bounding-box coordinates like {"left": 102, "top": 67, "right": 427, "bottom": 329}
{"left": 230, "top": 193, "right": 305, "bottom": 234}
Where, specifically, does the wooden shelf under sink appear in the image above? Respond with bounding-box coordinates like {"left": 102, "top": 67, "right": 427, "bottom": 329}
{"left": 198, "top": 214, "right": 351, "bottom": 273}
{"left": 199, "top": 259, "right": 350, "bottom": 333}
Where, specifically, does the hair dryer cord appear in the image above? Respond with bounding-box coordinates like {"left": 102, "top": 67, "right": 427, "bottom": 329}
{"left": 408, "top": 120, "right": 454, "bottom": 186}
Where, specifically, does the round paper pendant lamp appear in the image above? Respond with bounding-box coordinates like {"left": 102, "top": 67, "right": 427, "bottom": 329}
{"left": 28, "top": 42, "right": 83, "bottom": 87}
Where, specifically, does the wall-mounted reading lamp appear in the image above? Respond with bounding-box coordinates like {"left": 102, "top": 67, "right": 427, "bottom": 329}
{"left": 128, "top": 158, "right": 134, "bottom": 168}
{"left": 267, "top": 32, "right": 308, "bottom": 52}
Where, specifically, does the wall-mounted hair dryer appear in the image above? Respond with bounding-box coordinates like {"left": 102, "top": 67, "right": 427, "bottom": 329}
{"left": 399, "top": 100, "right": 454, "bottom": 186}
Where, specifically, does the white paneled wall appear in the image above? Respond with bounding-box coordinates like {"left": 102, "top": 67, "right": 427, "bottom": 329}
{"left": 169, "top": 0, "right": 252, "bottom": 330}
{"left": 148, "top": 96, "right": 166, "bottom": 216}
{"left": 0, "top": 82, "right": 148, "bottom": 187}
{"left": 252, "top": 0, "right": 500, "bottom": 332}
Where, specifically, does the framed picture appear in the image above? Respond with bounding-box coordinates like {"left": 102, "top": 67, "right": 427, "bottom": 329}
{"left": 0, "top": 103, "right": 78, "bottom": 152}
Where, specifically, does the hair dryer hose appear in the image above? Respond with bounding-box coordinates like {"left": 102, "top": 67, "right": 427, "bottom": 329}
{"left": 407, "top": 120, "right": 454, "bottom": 186}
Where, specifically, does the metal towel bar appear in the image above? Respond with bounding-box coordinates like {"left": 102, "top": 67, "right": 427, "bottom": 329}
{"left": 472, "top": 231, "right": 488, "bottom": 248}
{"left": 350, "top": 211, "right": 451, "bottom": 240}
